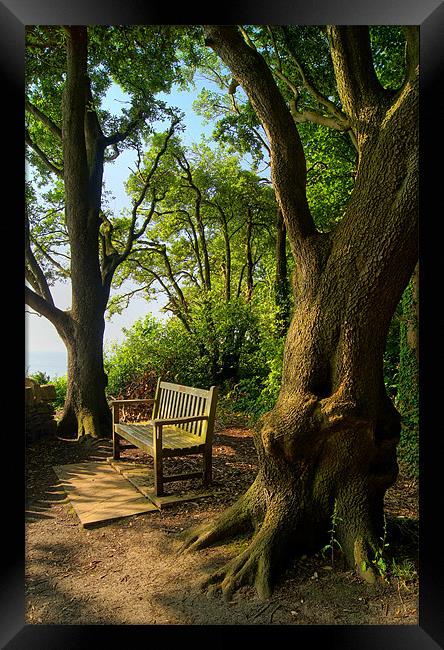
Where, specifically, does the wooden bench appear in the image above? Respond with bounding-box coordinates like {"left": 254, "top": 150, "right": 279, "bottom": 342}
{"left": 111, "top": 379, "right": 219, "bottom": 496}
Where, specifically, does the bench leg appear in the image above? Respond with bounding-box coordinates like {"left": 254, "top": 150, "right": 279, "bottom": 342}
{"left": 112, "top": 430, "right": 121, "bottom": 460}
{"left": 203, "top": 450, "right": 212, "bottom": 486}
{"left": 153, "top": 426, "right": 164, "bottom": 496}
{"left": 154, "top": 452, "right": 164, "bottom": 496}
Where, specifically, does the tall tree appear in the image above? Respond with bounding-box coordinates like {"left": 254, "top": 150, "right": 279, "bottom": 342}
{"left": 181, "top": 25, "right": 418, "bottom": 598}
{"left": 25, "top": 26, "right": 183, "bottom": 438}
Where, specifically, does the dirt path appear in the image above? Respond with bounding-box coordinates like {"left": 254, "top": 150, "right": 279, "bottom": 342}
{"left": 25, "top": 422, "right": 419, "bottom": 625}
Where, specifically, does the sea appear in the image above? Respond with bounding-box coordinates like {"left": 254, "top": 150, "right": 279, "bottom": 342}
{"left": 25, "top": 349, "right": 68, "bottom": 379}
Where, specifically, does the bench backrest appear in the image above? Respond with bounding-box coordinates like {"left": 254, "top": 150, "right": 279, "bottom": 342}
{"left": 152, "top": 380, "right": 219, "bottom": 443}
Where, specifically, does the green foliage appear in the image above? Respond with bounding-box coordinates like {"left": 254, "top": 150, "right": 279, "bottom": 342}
{"left": 359, "top": 516, "right": 390, "bottom": 580}
{"left": 52, "top": 375, "right": 68, "bottom": 409}
{"left": 371, "top": 515, "right": 390, "bottom": 579}
{"left": 104, "top": 315, "right": 165, "bottom": 397}
{"left": 302, "top": 122, "right": 356, "bottom": 231}
{"left": 321, "top": 501, "right": 343, "bottom": 567}
{"left": 390, "top": 558, "right": 417, "bottom": 588}
{"left": 105, "top": 291, "right": 287, "bottom": 419}
{"left": 28, "top": 370, "right": 51, "bottom": 386}
{"left": 370, "top": 26, "right": 406, "bottom": 90}
{"left": 227, "top": 331, "right": 285, "bottom": 419}
{"left": 382, "top": 277, "right": 419, "bottom": 479}
{"left": 396, "top": 278, "right": 419, "bottom": 478}
{"left": 383, "top": 301, "right": 402, "bottom": 400}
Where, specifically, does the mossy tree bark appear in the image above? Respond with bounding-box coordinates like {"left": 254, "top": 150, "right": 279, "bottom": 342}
{"left": 181, "top": 25, "right": 419, "bottom": 598}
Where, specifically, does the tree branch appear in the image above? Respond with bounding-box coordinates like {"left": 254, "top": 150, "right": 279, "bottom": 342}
{"left": 25, "top": 100, "right": 62, "bottom": 140}
{"left": 326, "top": 26, "right": 387, "bottom": 124}
{"left": 280, "top": 27, "right": 349, "bottom": 125}
{"left": 175, "top": 153, "right": 212, "bottom": 290}
{"left": 129, "top": 259, "right": 192, "bottom": 332}
{"left": 31, "top": 238, "right": 71, "bottom": 279}
{"left": 121, "top": 117, "right": 179, "bottom": 260}
{"left": 229, "top": 92, "right": 271, "bottom": 155}
{"left": 25, "top": 206, "right": 57, "bottom": 304}
{"left": 403, "top": 26, "right": 419, "bottom": 83}
{"left": 25, "top": 285, "right": 71, "bottom": 335}
{"left": 104, "top": 108, "right": 148, "bottom": 147}
{"left": 203, "top": 25, "right": 317, "bottom": 262}
{"left": 25, "top": 130, "right": 64, "bottom": 177}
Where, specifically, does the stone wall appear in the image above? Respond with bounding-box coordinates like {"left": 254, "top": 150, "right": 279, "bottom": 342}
{"left": 25, "top": 378, "right": 58, "bottom": 443}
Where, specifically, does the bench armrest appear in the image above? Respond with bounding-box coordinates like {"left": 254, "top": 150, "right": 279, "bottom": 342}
{"left": 111, "top": 399, "right": 155, "bottom": 406}
{"left": 111, "top": 399, "right": 155, "bottom": 426}
{"left": 152, "top": 415, "right": 209, "bottom": 426}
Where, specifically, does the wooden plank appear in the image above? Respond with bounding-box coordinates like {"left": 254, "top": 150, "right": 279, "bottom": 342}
{"left": 203, "top": 385, "right": 219, "bottom": 484}
{"left": 106, "top": 458, "right": 213, "bottom": 508}
{"left": 162, "top": 446, "right": 204, "bottom": 458}
{"left": 114, "top": 424, "right": 153, "bottom": 453}
{"left": 153, "top": 423, "right": 163, "bottom": 496}
{"left": 162, "top": 471, "right": 202, "bottom": 483}
{"left": 151, "top": 377, "right": 161, "bottom": 419}
{"left": 159, "top": 381, "right": 210, "bottom": 399}
{"left": 148, "top": 491, "right": 213, "bottom": 509}
{"left": 110, "top": 399, "right": 154, "bottom": 405}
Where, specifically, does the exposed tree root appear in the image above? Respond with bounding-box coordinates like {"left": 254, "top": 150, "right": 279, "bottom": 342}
{"left": 179, "top": 489, "right": 255, "bottom": 554}
{"left": 202, "top": 532, "right": 273, "bottom": 600}
{"left": 180, "top": 478, "right": 299, "bottom": 600}
{"left": 199, "top": 504, "right": 292, "bottom": 600}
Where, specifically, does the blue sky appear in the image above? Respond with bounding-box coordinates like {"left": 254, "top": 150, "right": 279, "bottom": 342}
{"left": 25, "top": 79, "right": 218, "bottom": 361}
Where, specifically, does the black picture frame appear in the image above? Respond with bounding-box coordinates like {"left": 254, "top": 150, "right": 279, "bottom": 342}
{"left": 8, "top": 0, "right": 444, "bottom": 647}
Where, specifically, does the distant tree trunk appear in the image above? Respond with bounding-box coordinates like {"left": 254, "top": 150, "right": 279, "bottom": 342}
{"left": 181, "top": 25, "right": 418, "bottom": 598}
{"left": 245, "top": 208, "right": 254, "bottom": 302}
{"left": 56, "top": 302, "right": 111, "bottom": 438}
{"left": 220, "top": 209, "right": 232, "bottom": 302}
{"left": 274, "top": 208, "right": 290, "bottom": 334}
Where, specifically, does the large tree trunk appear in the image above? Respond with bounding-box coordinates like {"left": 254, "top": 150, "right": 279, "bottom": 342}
{"left": 57, "top": 310, "right": 111, "bottom": 438}
{"left": 57, "top": 26, "right": 111, "bottom": 438}
{"left": 182, "top": 229, "right": 415, "bottom": 597}
{"left": 181, "top": 25, "right": 418, "bottom": 598}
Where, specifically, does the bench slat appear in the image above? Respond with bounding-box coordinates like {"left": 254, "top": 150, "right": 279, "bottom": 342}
{"left": 160, "top": 381, "right": 211, "bottom": 399}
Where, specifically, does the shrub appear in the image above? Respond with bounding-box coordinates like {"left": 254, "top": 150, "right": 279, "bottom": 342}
{"left": 52, "top": 375, "right": 68, "bottom": 409}
{"left": 104, "top": 314, "right": 165, "bottom": 397}
{"left": 104, "top": 293, "right": 288, "bottom": 420}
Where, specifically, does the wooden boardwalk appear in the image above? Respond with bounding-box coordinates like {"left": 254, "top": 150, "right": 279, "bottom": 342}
{"left": 53, "top": 461, "right": 158, "bottom": 527}
{"left": 53, "top": 459, "right": 213, "bottom": 526}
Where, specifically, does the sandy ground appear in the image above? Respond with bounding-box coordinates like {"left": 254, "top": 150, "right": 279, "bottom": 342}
{"left": 25, "top": 420, "right": 419, "bottom": 626}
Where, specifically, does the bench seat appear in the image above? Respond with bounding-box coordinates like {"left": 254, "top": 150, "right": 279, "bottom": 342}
{"left": 114, "top": 422, "right": 206, "bottom": 456}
